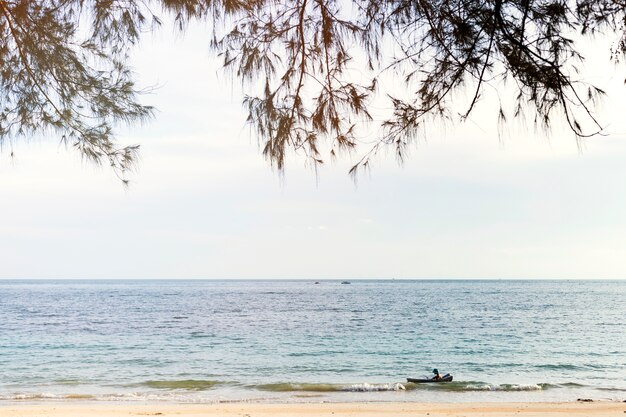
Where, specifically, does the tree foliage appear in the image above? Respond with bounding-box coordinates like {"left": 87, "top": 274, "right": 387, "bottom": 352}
{"left": 1, "top": 0, "right": 625, "bottom": 179}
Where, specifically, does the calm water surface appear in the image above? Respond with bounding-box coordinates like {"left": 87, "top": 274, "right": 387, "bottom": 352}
{"left": 0, "top": 279, "right": 624, "bottom": 403}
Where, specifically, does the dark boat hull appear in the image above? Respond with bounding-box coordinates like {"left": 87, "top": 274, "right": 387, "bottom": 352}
{"left": 407, "top": 375, "right": 453, "bottom": 383}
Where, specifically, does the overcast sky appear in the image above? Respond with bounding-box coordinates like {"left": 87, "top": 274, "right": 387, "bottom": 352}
{"left": 2, "top": 21, "right": 626, "bottom": 279}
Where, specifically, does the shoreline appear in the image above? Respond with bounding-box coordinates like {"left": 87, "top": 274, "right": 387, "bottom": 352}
{"left": 1, "top": 401, "right": 625, "bottom": 417}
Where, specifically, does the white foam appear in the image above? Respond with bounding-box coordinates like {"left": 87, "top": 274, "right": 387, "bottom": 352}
{"left": 346, "top": 382, "right": 406, "bottom": 392}
{"left": 0, "top": 392, "right": 59, "bottom": 400}
{"left": 464, "top": 383, "right": 543, "bottom": 391}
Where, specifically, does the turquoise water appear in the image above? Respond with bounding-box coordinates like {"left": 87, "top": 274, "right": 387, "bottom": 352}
{"left": 0, "top": 279, "right": 625, "bottom": 403}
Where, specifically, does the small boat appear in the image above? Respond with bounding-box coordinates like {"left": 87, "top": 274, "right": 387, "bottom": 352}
{"left": 341, "top": 281, "right": 351, "bottom": 284}
{"left": 407, "top": 374, "right": 453, "bottom": 383}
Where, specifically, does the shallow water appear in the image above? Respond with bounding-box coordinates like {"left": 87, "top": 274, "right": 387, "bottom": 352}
{"left": 0, "top": 279, "right": 624, "bottom": 402}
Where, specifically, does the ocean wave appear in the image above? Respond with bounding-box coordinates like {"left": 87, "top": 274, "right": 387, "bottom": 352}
{"left": 0, "top": 391, "right": 231, "bottom": 403}
{"left": 286, "top": 351, "right": 347, "bottom": 357}
{"left": 46, "top": 379, "right": 83, "bottom": 386}
{"left": 345, "top": 383, "right": 407, "bottom": 392}
{"left": 0, "top": 393, "right": 95, "bottom": 401}
{"left": 189, "top": 332, "right": 216, "bottom": 338}
{"left": 253, "top": 383, "right": 341, "bottom": 392}
{"left": 402, "top": 381, "right": 558, "bottom": 392}
{"left": 253, "top": 382, "right": 407, "bottom": 392}
{"left": 596, "top": 387, "right": 626, "bottom": 392}
{"left": 456, "top": 383, "right": 545, "bottom": 392}
{"left": 63, "top": 394, "right": 96, "bottom": 399}
{"left": 557, "top": 382, "right": 586, "bottom": 388}
{"left": 0, "top": 392, "right": 58, "bottom": 400}
{"left": 252, "top": 380, "right": 560, "bottom": 393}
{"left": 141, "top": 379, "right": 223, "bottom": 390}
{"left": 0, "top": 380, "right": 601, "bottom": 402}
{"left": 535, "top": 364, "right": 585, "bottom": 371}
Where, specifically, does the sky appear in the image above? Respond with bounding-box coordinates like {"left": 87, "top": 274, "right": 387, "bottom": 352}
{"left": 1, "top": 20, "right": 626, "bottom": 279}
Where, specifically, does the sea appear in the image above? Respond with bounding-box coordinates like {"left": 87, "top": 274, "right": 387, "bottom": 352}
{"left": 0, "top": 279, "right": 624, "bottom": 403}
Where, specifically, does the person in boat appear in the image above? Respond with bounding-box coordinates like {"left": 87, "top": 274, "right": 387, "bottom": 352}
{"left": 432, "top": 368, "right": 442, "bottom": 380}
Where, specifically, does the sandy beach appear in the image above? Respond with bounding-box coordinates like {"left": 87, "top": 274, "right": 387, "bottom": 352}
{"left": 1, "top": 402, "right": 625, "bottom": 417}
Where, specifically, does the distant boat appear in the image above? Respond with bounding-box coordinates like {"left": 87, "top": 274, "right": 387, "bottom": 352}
{"left": 341, "top": 281, "right": 350, "bottom": 284}
{"left": 314, "top": 281, "right": 320, "bottom": 284}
